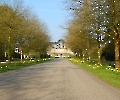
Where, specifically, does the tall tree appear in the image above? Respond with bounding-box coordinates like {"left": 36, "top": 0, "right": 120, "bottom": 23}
{"left": 65, "top": 0, "right": 97, "bottom": 60}
{"left": 105, "top": 0, "right": 120, "bottom": 68}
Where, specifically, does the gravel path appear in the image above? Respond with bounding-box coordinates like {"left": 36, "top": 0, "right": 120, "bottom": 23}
{"left": 0, "top": 58, "right": 120, "bottom": 100}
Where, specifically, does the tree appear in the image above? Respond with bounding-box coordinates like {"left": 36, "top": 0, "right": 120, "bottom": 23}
{"left": 105, "top": 0, "right": 120, "bottom": 68}
{"left": 0, "top": 0, "right": 51, "bottom": 61}
{"left": 65, "top": 0, "right": 120, "bottom": 68}
{"left": 0, "top": 5, "right": 24, "bottom": 61}
{"left": 91, "top": 0, "right": 120, "bottom": 68}
{"left": 65, "top": 0, "right": 98, "bottom": 61}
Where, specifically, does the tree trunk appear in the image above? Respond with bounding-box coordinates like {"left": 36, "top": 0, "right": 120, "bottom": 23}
{"left": 114, "top": 39, "right": 120, "bottom": 68}
{"left": 98, "top": 42, "right": 102, "bottom": 65}
{"left": 98, "top": 48, "right": 101, "bottom": 65}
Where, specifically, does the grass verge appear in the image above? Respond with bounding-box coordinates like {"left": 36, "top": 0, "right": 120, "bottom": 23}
{"left": 0, "top": 58, "right": 53, "bottom": 73}
{"left": 69, "top": 58, "right": 120, "bottom": 89}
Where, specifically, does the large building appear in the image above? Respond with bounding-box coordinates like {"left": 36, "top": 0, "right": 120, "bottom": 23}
{"left": 47, "top": 39, "right": 74, "bottom": 57}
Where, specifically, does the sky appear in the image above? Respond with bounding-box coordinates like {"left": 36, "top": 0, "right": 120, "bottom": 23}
{"left": 23, "top": 0, "right": 68, "bottom": 42}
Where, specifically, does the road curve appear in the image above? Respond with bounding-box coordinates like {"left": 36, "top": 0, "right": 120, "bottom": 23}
{"left": 0, "top": 58, "right": 120, "bottom": 100}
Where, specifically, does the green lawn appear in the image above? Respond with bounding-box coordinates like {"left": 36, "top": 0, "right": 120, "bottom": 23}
{"left": 0, "top": 58, "right": 52, "bottom": 73}
{"left": 69, "top": 58, "right": 120, "bottom": 89}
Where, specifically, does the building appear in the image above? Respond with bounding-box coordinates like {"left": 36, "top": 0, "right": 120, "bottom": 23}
{"left": 47, "top": 39, "right": 74, "bottom": 58}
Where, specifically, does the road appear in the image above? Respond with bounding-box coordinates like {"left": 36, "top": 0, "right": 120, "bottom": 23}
{"left": 0, "top": 58, "right": 120, "bottom": 100}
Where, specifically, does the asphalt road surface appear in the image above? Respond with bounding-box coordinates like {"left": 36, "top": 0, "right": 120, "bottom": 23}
{"left": 0, "top": 58, "right": 120, "bottom": 100}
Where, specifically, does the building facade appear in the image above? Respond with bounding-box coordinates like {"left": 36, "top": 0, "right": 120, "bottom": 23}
{"left": 47, "top": 39, "right": 74, "bottom": 57}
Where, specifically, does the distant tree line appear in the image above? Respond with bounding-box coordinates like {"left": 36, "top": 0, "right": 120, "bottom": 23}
{"left": 0, "top": 0, "right": 50, "bottom": 61}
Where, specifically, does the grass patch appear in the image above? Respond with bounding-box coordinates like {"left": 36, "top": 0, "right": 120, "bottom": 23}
{"left": 69, "top": 58, "right": 120, "bottom": 89}
{"left": 0, "top": 58, "right": 53, "bottom": 73}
